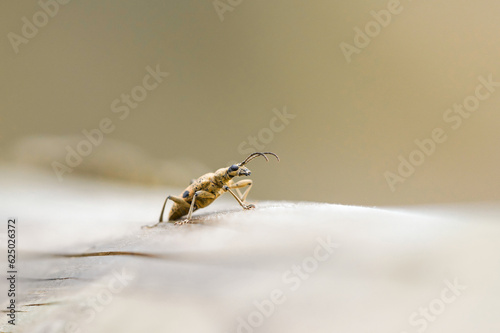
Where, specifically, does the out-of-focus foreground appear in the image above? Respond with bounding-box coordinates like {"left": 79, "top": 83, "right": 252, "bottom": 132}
{"left": 0, "top": 167, "right": 499, "bottom": 332}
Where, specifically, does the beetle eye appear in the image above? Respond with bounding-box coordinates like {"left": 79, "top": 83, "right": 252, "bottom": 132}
{"left": 229, "top": 164, "right": 239, "bottom": 172}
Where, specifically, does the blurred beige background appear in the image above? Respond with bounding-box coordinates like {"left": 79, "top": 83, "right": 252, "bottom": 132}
{"left": 1, "top": 0, "right": 500, "bottom": 206}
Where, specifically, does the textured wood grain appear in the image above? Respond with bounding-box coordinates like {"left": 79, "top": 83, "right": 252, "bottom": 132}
{"left": 1, "top": 167, "right": 500, "bottom": 333}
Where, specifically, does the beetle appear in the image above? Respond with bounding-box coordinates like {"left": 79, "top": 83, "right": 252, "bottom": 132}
{"left": 157, "top": 152, "right": 279, "bottom": 225}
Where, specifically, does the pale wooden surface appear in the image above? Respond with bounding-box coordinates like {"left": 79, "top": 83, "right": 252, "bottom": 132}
{"left": 1, "top": 166, "right": 500, "bottom": 333}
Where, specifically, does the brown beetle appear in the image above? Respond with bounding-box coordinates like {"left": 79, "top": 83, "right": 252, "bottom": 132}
{"left": 157, "top": 152, "right": 279, "bottom": 225}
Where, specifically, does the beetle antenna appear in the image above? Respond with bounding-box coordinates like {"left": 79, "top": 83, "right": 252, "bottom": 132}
{"left": 239, "top": 152, "right": 280, "bottom": 166}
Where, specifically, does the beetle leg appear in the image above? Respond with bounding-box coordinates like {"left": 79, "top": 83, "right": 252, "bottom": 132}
{"left": 157, "top": 195, "right": 189, "bottom": 223}
{"left": 228, "top": 179, "right": 253, "bottom": 203}
{"left": 143, "top": 195, "right": 187, "bottom": 228}
{"left": 177, "top": 190, "right": 216, "bottom": 225}
{"left": 223, "top": 185, "right": 255, "bottom": 210}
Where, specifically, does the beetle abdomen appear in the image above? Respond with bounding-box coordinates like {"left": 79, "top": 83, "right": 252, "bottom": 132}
{"left": 168, "top": 203, "right": 189, "bottom": 221}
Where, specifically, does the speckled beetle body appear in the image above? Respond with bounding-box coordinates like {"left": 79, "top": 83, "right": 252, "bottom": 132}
{"left": 158, "top": 152, "right": 279, "bottom": 224}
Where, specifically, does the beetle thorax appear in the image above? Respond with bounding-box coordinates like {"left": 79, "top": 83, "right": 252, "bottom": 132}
{"left": 213, "top": 167, "right": 232, "bottom": 185}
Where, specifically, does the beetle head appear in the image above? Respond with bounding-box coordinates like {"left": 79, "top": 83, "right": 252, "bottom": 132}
{"left": 227, "top": 152, "right": 279, "bottom": 178}
{"left": 227, "top": 164, "right": 251, "bottom": 177}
